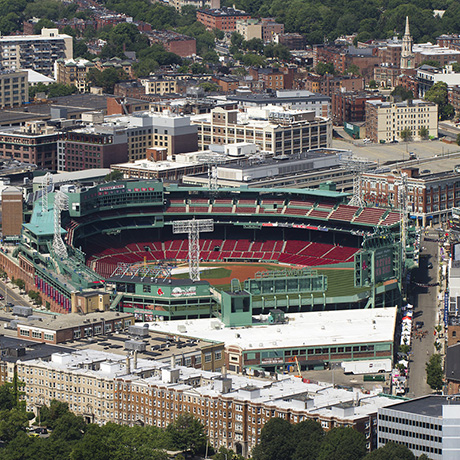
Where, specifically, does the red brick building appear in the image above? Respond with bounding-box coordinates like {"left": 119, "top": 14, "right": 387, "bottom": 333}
{"left": 197, "top": 7, "right": 251, "bottom": 31}
{"left": 61, "top": 127, "right": 128, "bottom": 172}
{"left": 147, "top": 30, "right": 196, "bottom": 57}
{"left": 0, "top": 121, "right": 61, "bottom": 170}
{"left": 331, "top": 91, "right": 381, "bottom": 125}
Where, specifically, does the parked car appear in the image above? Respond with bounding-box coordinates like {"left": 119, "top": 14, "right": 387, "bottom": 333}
{"left": 415, "top": 321, "right": 424, "bottom": 330}
{"left": 427, "top": 262, "right": 433, "bottom": 269}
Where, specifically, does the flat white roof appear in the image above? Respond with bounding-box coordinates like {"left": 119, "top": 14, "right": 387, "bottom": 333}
{"left": 148, "top": 307, "right": 398, "bottom": 350}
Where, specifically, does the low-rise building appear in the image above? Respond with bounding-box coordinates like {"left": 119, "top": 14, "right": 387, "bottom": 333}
{"left": 365, "top": 99, "right": 438, "bottom": 144}
{"left": 18, "top": 348, "right": 398, "bottom": 455}
{"left": 141, "top": 76, "right": 178, "bottom": 95}
{"left": 17, "top": 311, "right": 134, "bottom": 344}
{"left": 147, "top": 30, "right": 196, "bottom": 58}
{"left": 446, "top": 342, "right": 460, "bottom": 394}
{"left": 197, "top": 7, "right": 251, "bottom": 32}
{"left": 378, "top": 395, "right": 460, "bottom": 460}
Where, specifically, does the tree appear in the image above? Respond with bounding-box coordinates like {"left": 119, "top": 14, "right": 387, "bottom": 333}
{"left": 104, "top": 170, "right": 123, "bottom": 182}
{"left": 365, "top": 441, "right": 415, "bottom": 459}
{"left": 0, "top": 384, "right": 16, "bottom": 411}
{"left": 0, "top": 408, "right": 29, "bottom": 443}
{"left": 425, "top": 81, "right": 454, "bottom": 120}
{"left": 252, "top": 417, "right": 294, "bottom": 460}
{"left": 166, "top": 414, "right": 206, "bottom": 455}
{"left": 391, "top": 86, "right": 413, "bottom": 101}
{"left": 317, "top": 427, "right": 366, "bottom": 460}
{"left": 199, "top": 81, "right": 220, "bottom": 92}
{"left": 292, "top": 420, "right": 324, "bottom": 460}
{"left": 315, "top": 62, "right": 335, "bottom": 75}
{"left": 420, "top": 60, "right": 441, "bottom": 68}
{"left": 15, "top": 278, "right": 25, "bottom": 291}
{"left": 86, "top": 68, "right": 128, "bottom": 94}
{"left": 346, "top": 64, "right": 361, "bottom": 76}
{"left": 426, "top": 353, "right": 443, "bottom": 392}
{"left": 400, "top": 127, "right": 413, "bottom": 142}
{"left": 368, "top": 80, "right": 377, "bottom": 89}
{"left": 213, "top": 446, "right": 244, "bottom": 460}
{"left": 418, "top": 126, "right": 429, "bottom": 140}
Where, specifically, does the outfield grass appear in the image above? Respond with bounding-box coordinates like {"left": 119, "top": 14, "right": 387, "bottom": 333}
{"left": 173, "top": 267, "right": 232, "bottom": 280}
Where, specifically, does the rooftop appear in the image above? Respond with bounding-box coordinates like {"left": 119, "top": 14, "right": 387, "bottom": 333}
{"left": 17, "top": 311, "right": 133, "bottom": 332}
{"left": 147, "top": 307, "right": 398, "bottom": 350}
{"left": 383, "top": 395, "right": 460, "bottom": 417}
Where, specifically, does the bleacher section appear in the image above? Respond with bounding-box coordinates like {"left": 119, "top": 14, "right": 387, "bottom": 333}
{"left": 86, "top": 231, "right": 360, "bottom": 277}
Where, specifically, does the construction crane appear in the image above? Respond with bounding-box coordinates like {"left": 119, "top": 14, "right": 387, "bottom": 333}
{"left": 294, "top": 356, "right": 302, "bottom": 378}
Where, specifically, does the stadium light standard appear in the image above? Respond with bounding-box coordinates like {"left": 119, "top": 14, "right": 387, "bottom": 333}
{"left": 173, "top": 219, "right": 214, "bottom": 281}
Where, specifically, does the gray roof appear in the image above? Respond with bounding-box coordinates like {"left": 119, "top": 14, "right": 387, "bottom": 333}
{"left": 17, "top": 311, "right": 133, "bottom": 332}
{"left": 384, "top": 395, "right": 460, "bottom": 417}
{"left": 446, "top": 342, "right": 460, "bottom": 382}
{"left": 0, "top": 335, "right": 69, "bottom": 362}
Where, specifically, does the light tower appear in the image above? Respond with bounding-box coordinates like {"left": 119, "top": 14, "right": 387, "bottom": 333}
{"left": 342, "top": 156, "right": 373, "bottom": 207}
{"left": 53, "top": 191, "right": 69, "bottom": 259}
{"left": 41, "top": 172, "right": 53, "bottom": 214}
{"left": 173, "top": 219, "right": 214, "bottom": 281}
{"left": 398, "top": 172, "right": 409, "bottom": 272}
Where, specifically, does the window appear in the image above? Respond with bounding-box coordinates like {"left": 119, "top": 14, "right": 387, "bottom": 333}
{"left": 44, "top": 333, "right": 54, "bottom": 341}
{"left": 204, "top": 353, "right": 212, "bottom": 363}
{"left": 215, "top": 351, "right": 222, "bottom": 361}
{"left": 20, "top": 329, "right": 29, "bottom": 337}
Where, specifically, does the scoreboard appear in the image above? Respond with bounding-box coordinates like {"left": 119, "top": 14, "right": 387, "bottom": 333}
{"left": 355, "top": 245, "right": 396, "bottom": 287}
{"left": 374, "top": 247, "right": 394, "bottom": 283}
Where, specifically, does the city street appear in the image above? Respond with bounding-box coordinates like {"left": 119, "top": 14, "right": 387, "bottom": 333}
{"left": 406, "top": 236, "right": 440, "bottom": 397}
{"left": 0, "top": 279, "right": 33, "bottom": 308}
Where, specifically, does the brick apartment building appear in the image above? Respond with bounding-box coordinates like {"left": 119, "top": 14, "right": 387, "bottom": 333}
{"left": 17, "top": 348, "right": 397, "bottom": 456}
{"left": 331, "top": 91, "right": 381, "bottom": 125}
{"left": 304, "top": 73, "right": 364, "bottom": 97}
{"left": 362, "top": 167, "right": 460, "bottom": 226}
{"left": 197, "top": 7, "right": 251, "bottom": 32}
{"left": 147, "top": 30, "right": 196, "bottom": 57}
{"left": 59, "top": 125, "right": 128, "bottom": 172}
{"left": 0, "top": 121, "right": 61, "bottom": 170}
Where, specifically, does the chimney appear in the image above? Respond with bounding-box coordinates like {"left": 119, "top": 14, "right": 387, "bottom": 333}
{"left": 170, "top": 354, "right": 175, "bottom": 368}
{"left": 133, "top": 350, "right": 138, "bottom": 370}
{"left": 126, "top": 354, "right": 131, "bottom": 374}
{"left": 221, "top": 365, "right": 227, "bottom": 378}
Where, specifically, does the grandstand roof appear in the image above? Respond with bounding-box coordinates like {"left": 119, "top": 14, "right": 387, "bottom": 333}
{"left": 166, "top": 184, "right": 350, "bottom": 199}
{"left": 148, "top": 307, "right": 398, "bottom": 350}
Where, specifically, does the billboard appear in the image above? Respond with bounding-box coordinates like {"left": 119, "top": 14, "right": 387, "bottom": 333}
{"left": 374, "top": 247, "right": 394, "bottom": 282}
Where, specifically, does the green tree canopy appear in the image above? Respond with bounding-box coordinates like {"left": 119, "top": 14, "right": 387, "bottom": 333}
{"left": 365, "top": 441, "right": 415, "bottom": 459}
{"left": 166, "top": 414, "right": 206, "bottom": 455}
{"left": 315, "top": 62, "right": 335, "bottom": 75}
{"left": 391, "top": 86, "right": 413, "bottom": 101}
{"left": 426, "top": 353, "right": 444, "bottom": 391}
{"left": 425, "top": 81, "right": 454, "bottom": 120}
{"left": 400, "top": 127, "right": 413, "bottom": 142}
{"left": 252, "top": 417, "right": 295, "bottom": 460}
{"left": 317, "top": 427, "right": 366, "bottom": 460}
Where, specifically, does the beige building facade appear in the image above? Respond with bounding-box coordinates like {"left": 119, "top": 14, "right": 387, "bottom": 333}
{"left": 0, "top": 71, "right": 28, "bottom": 108}
{"left": 365, "top": 99, "right": 437, "bottom": 144}
{"left": 192, "top": 107, "right": 332, "bottom": 156}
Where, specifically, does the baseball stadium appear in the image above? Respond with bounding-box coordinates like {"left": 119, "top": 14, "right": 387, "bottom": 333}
{"left": 14, "top": 179, "right": 417, "bottom": 323}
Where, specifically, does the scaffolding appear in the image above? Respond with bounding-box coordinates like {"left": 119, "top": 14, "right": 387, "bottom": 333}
{"left": 173, "top": 219, "right": 214, "bottom": 281}
{"left": 110, "top": 262, "right": 172, "bottom": 280}
{"left": 398, "top": 172, "right": 409, "bottom": 271}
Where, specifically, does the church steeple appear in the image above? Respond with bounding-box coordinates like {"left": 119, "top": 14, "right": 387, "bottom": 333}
{"left": 401, "top": 16, "right": 414, "bottom": 70}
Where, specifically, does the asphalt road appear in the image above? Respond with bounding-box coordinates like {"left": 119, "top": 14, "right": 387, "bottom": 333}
{"left": 406, "top": 236, "right": 440, "bottom": 398}
{"left": 0, "top": 279, "right": 33, "bottom": 308}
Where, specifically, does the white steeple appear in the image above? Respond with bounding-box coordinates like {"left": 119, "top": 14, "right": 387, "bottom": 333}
{"left": 401, "top": 16, "right": 414, "bottom": 70}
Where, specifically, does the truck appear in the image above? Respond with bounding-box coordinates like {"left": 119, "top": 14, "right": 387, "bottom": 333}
{"left": 341, "top": 359, "right": 392, "bottom": 375}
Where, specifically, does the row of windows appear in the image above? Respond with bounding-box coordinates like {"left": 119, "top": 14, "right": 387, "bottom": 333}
{"left": 379, "top": 439, "right": 441, "bottom": 455}
{"left": 379, "top": 425, "right": 441, "bottom": 442}
{"left": 379, "top": 414, "right": 442, "bottom": 430}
